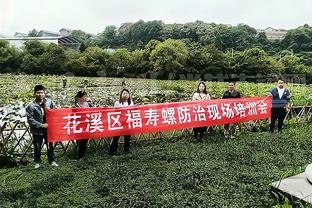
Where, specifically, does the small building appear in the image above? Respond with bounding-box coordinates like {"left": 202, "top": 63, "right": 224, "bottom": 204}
{"left": 39, "top": 30, "right": 60, "bottom": 37}
{"left": 14, "top": 32, "right": 28, "bottom": 37}
{"left": 59, "top": 28, "right": 72, "bottom": 37}
{"left": 257, "top": 27, "right": 287, "bottom": 40}
{"left": 0, "top": 36, "right": 81, "bottom": 51}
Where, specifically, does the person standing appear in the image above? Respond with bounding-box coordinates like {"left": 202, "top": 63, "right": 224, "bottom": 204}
{"left": 121, "top": 77, "right": 126, "bottom": 87}
{"left": 109, "top": 89, "right": 134, "bottom": 155}
{"left": 26, "top": 85, "right": 58, "bottom": 169}
{"left": 62, "top": 77, "right": 67, "bottom": 88}
{"left": 192, "top": 81, "right": 211, "bottom": 142}
{"left": 270, "top": 78, "right": 291, "bottom": 133}
{"left": 222, "top": 82, "right": 241, "bottom": 138}
{"left": 75, "top": 91, "right": 93, "bottom": 159}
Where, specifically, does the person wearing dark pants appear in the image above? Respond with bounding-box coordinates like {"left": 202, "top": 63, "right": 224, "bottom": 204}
{"left": 33, "top": 131, "right": 55, "bottom": 165}
{"left": 193, "top": 127, "right": 207, "bottom": 141}
{"left": 109, "top": 89, "right": 134, "bottom": 155}
{"left": 26, "top": 85, "right": 58, "bottom": 169}
{"left": 75, "top": 91, "right": 93, "bottom": 159}
{"left": 192, "top": 81, "right": 211, "bottom": 142}
{"left": 109, "top": 135, "right": 131, "bottom": 155}
{"left": 222, "top": 82, "right": 241, "bottom": 138}
{"left": 77, "top": 139, "right": 89, "bottom": 159}
{"left": 270, "top": 78, "right": 291, "bottom": 133}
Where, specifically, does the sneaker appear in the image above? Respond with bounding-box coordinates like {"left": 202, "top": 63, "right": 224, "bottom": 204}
{"left": 34, "top": 163, "right": 40, "bottom": 169}
{"left": 224, "top": 130, "right": 230, "bottom": 138}
{"left": 230, "top": 135, "right": 236, "bottom": 139}
{"left": 50, "top": 161, "right": 59, "bottom": 167}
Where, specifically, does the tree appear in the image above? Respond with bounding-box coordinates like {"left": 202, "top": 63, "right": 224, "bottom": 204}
{"left": 111, "top": 48, "right": 132, "bottom": 76}
{"left": 117, "top": 20, "right": 163, "bottom": 50}
{"left": 94, "top": 26, "right": 118, "bottom": 49}
{"left": 150, "top": 39, "right": 189, "bottom": 77}
{"left": 40, "top": 44, "right": 66, "bottom": 74}
{"left": 21, "top": 40, "right": 46, "bottom": 74}
{"left": 281, "top": 25, "right": 312, "bottom": 52}
{"left": 130, "top": 49, "right": 147, "bottom": 75}
{"left": 0, "top": 40, "right": 22, "bottom": 73}
{"left": 82, "top": 47, "right": 112, "bottom": 76}
{"left": 279, "top": 55, "right": 303, "bottom": 74}
{"left": 215, "top": 24, "right": 258, "bottom": 51}
{"left": 231, "top": 47, "right": 279, "bottom": 75}
{"left": 23, "top": 40, "right": 45, "bottom": 56}
{"left": 70, "top": 30, "right": 94, "bottom": 51}
{"left": 28, "top": 29, "right": 42, "bottom": 37}
{"left": 186, "top": 42, "right": 214, "bottom": 73}
{"left": 64, "top": 50, "right": 87, "bottom": 76}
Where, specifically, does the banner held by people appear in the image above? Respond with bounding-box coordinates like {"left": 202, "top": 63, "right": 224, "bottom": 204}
{"left": 46, "top": 96, "right": 272, "bottom": 142}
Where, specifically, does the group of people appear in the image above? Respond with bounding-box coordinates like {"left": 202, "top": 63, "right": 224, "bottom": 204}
{"left": 192, "top": 81, "right": 242, "bottom": 141}
{"left": 26, "top": 78, "right": 290, "bottom": 169}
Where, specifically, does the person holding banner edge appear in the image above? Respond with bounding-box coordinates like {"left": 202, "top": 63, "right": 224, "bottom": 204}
{"left": 192, "top": 81, "right": 211, "bottom": 142}
{"left": 26, "top": 85, "right": 58, "bottom": 169}
{"left": 75, "top": 91, "right": 93, "bottom": 159}
{"left": 109, "top": 89, "right": 134, "bottom": 155}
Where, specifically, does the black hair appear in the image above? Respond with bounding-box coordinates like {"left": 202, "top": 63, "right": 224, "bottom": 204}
{"left": 76, "top": 91, "right": 87, "bottom": 98}
{"left": 34, "top": 85, "right": 45, "bottom": 94}
{"left": 277, "top": 76, "right": 285, "bottom": 83}
{"left": 196, "top": 81, "right": 207, "bottom": 94}
{"left": 119, "top": 89, "right": 131, "bottom": 105}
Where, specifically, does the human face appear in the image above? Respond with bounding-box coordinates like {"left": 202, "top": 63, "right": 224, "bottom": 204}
{"left": 35, "top": 90, "right": 45, "bottom": 101}
{"left": 198, "top": 83, "right": 205, "bottom": 93}
{"left": 121, "top": 90, "right": 130, "bottom": 101}
{"left": 277, "top": 80, "right": 284, "bottom": 89}
{"left": 228, "top": 83, "right": 235, "bottom": 91}
{"left": 79, "top": 95, "right": 87, "bottom": 103}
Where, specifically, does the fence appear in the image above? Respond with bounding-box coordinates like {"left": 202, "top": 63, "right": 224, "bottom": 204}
{"left": 1, "top": 105, "right": 311, "bottom": 162}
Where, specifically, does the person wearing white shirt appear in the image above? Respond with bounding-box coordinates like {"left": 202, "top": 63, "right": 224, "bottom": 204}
{"left": 109, "top": 89, "right": 134, "bottom": 155}
{"left": 75, "top": 91, "right": 93, "bottom": 159}
{"left": 192, "top": 82, "right": 211, "bottom": 142}
{"left": 270, "top": 78, "right": 291, "bottom": 133}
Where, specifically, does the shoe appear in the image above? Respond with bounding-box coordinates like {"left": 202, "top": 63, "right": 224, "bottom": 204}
{"left": 50, "top": 161, "right": 59, "bottom": 167}
{"left": 34, "top": 163, "right": 40, "bottom": 169}
{"left": 224, "top": 130, "right": 230, "bottom": 138}
{"left": 230, "top": 135, "right": 236, "bottom": 139}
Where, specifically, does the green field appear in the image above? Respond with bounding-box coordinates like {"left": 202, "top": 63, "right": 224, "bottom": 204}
{"left": 0, "top": 124, "right": 312, "bottom": 207}
{"left": 1, "top": 74, "right": 312, "bottom": 207}
{"left": 1, "top": 74, "right": 312, "bottom": 107}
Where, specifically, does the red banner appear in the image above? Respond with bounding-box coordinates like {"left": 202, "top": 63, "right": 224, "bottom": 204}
{"left": 46, "top": 96, "right": 272, "bottom": 142}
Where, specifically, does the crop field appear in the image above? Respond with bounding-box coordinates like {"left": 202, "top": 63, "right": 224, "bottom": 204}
{"left": 0, "top": 74, "right": 312, "bottom": 207}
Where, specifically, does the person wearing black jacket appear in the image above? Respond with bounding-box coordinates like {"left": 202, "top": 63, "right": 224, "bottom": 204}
{"left": 269, "top": 79, "right": 291, "bottom": 133}
{"left": 26, "top": 85, "right": 58, "bottom": 169}
{"left": 222, "top": 82, "right": 241, "bottom": 138}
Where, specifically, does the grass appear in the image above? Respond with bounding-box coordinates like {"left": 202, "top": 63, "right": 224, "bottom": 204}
{"left": 0, "top": 74, "right": 312, "bottom": 107}
{"left": 1, "top": 124, "right": 312, "bottom": 207}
